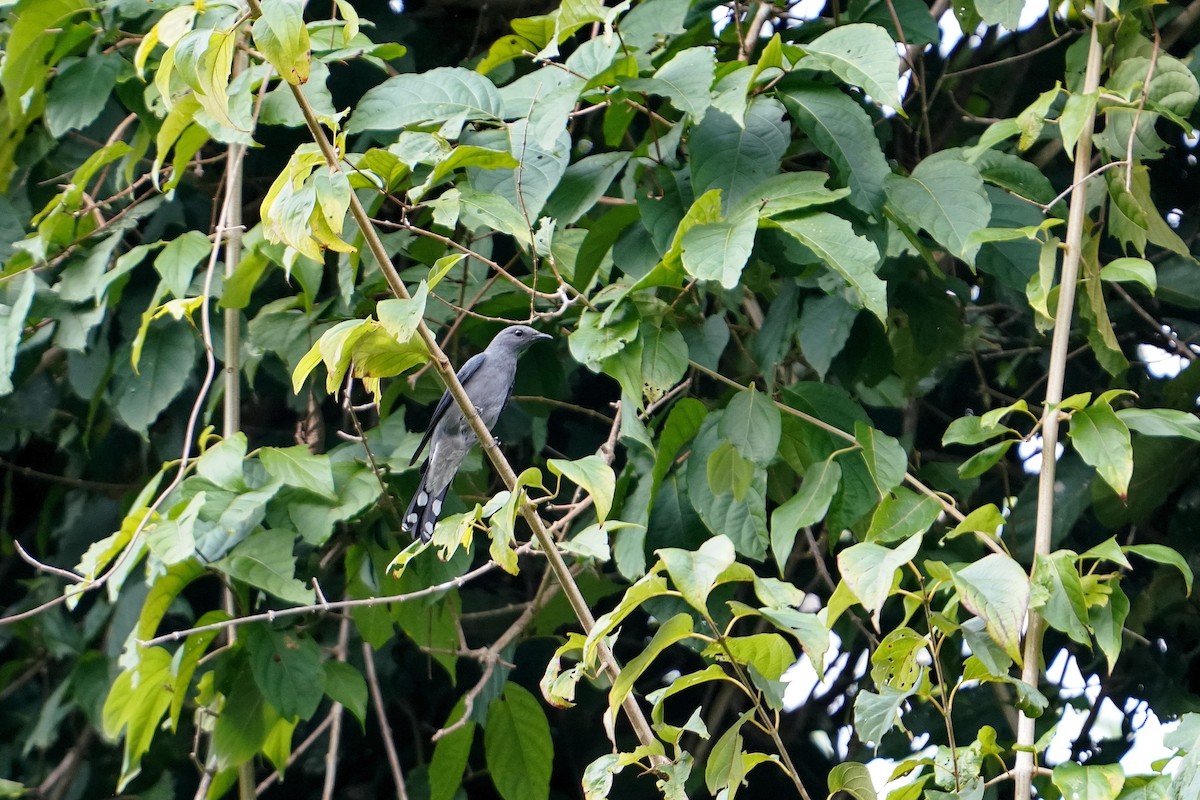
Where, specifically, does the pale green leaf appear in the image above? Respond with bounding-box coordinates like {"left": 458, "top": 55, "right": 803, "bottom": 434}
{"left": 547, "top": 455, "right": 616, "bottom": 524}
{"left": 770, "top": 457, "right": 841, "bottom": 568}
{"left": 657, "top": 535, "right": 737, "bottom": 613}
{"left": 348, "top": 67, "right": 503, "bottom": 133}
{"left": 800, "top": 23, "right": 900, "bottom": 109}
{"left": 258, "top": 445, "right": 337, "bottom": 500}
{"left": 952, "top": 553, "right": 1030, "bottom": 664}
{"left": 885, "top": 151, "right": 992, "bottom": 265}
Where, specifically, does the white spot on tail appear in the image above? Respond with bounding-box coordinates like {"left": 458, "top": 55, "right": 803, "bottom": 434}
{"left": 417, "top": 490, "right": 428, "bottom": 505}
{"left": 431, "top": 498, "right": 442, "bottom": 517}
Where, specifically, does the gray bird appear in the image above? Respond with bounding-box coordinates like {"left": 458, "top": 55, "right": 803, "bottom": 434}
{"left": 403, "top": 324, "right": 552, "bottom": 542}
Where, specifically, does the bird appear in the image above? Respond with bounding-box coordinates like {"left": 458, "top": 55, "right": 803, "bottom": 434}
{"left": 403, "top": 324, "right": 552, "bottom": 542}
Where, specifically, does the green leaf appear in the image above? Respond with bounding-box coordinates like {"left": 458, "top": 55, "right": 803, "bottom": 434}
{"left": 625, "top": 46, "right": 714, "bottom": 120}
{"left": 976, "top": 0, "right": 1023, "bottom": 28}
{"left": 252, "top": 0, "right": 311, "bottom": 85}
{"left": 951, "top": 553, "right": 1030, "bottom": 664}
{"left": 828, "top": 761, "right": 878, "bottom": 800}
{"left": 431, "top": 700, "right": 475, "bottom": 800}
{"left": 797, "top": 293, "right": 857, "bottom": 380}
{"left": 116, "top": 322, "right": 197, "bottom": 432}
{"left": 0, "top": 271, "right": 39, "bottom": 389}
{"left": 259, "top": 445, "right": 336, "bottom": 500}
{"left": 1051, "top": 762, "right": 1124, "bottom": 800}
{"left": 759, "top": 607, "right": 829, "bottom": 673}
{"left": 854, "top": 422, "right": 907, "bottom": 498}
{"left": 212, "top": 529, "right": 315, "bottom": 605}
{"left": 836, "top": 533, "right": 923, "bottom": 625}
{"left": 866, "top": 489, "right": 942, "bottom": 543}
{"left": 544, "top": 151, "right": 629, "bottom": 225}
{"left": 800, "top": 23, "right": 900, "bottom": 109}
{"left": 1069, "top": 400, "right": 1133, "bottom": 500}
{"left": 770, "top": 457, "right": 841, "bottom": 568}
{"left": 772, "top": 213, "right": 885, "bottom": 322}
{"left": 737, "top": 171, "right": 851, "bottom": 218}
{"left": 1099, "top": 257, "right": 1156, "bottom": 293}
{"left": 680, "top": 208, "right": 758, "bottom": 289}
{"left": 957, "top": 439, "right": 1014, "bottom": 479}
{"left": 719, "top": 387, "right": 782, "bottom": 465}
{"left": 1059, "top": 90, "right": 1097, "bottom": 158}
{"left": 103, "top": 647, "right": 174, "bottom": 791}
{"left": 348, "top": 67, "right": 503, "bottom": 133}
{"left": 485, "top": 683, "right": 553, "bottom": 800}
{"left": 639, "top": 324, "right": 688, "bottom": 404}
{"left": 45, "top": 53, "right": 123, "bottom": 137}
{"left": 943, "top": 414, "right": 1012, "bottom": 446}
{"left": 212, "top": 669, "right": 270, "bottom": 770}
{"left": 949, "top": 503, "right": 1005, "bottom": 539}
{"left": 1031, "top": 552, "right": 1091, "bottom": 646}
{"left": 707, "top": 633, "right": 794, "bottom": 680}
{"left": 1117, "top": 408, "right": 1200, "bottom": 442}
{"left": 245, "top": 625, "right": 324, "bottom": 721}
{"left": 853, "top": 686, "right": 912, "bottom": 744}
{"left": 707, "top": 440, "right": 755, "bottom": 501}
{"left": 657, "top": 535, "right": 737, "bottom": 613}
{"left": 322, "top": 662, "right": 368, "bottom": 725}
{"left": 1124, "top": 544, "right": 1193, "bottom": 595}
{"left": 871, "top": 627, "right": 927, "bottom": 690}
{"left": 686, "top": 415, "right": 769, "bottom": 559}
{"left": 468, "top": 118, "right": 569, "bottom": 220}
{"left": 569, "top": 307, "right": 639, "bottom": 370}
{"left": 690, "top": 99, "right": 789, "bottom": 212}
{"left": 377, "top": 283, "right": 428, "bottom": 346}
{"left": 584, "top": 573, "right": 671, "bottom": 665}
{"left": 1090, "top": 581, "right": 1129, "bottom": 674}
{"left": 780, "top": 81, "right": 890, "bottom": 213}
{"left": 547, "top": 455, "right": 615, "bottom": 524}
{"left": 885, "top": 151, "right": 992, "bottom": 265}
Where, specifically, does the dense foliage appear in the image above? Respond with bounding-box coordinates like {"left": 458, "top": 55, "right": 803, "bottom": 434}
{"left": 2, "top": 0, "right": 1200, "bottom": 798}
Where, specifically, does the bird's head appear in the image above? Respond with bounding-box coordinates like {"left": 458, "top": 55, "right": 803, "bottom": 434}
{"left": 490, "top": 324, "right": 552, "bottom": 354}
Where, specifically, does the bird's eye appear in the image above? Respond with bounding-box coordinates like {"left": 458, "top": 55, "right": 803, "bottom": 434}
{"left": 514, "top": 330, "right": 524, "bottom": 337}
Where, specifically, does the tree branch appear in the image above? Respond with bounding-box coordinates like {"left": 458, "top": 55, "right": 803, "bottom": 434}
{"left": 1015, "top": 3, "right": 1107, "bottom": 795}
{"left": 241, "top": 0, "right": 665, "bottom": 765}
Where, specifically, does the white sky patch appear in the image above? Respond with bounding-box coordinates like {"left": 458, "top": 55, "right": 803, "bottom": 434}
{"left": 1043, "top": 651, "right": 1179, "bottom": 775}
{"left": 1137, "top": 342, "right": 1190, "bottom": 380}
{"left": 1018, "top": 434, "right": 1063, "bottom": 474}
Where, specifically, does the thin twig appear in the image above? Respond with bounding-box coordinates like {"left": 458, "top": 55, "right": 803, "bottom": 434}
{"left": 322, "top": 615, "right": 352, "bottom": 800}
{"left": 363, "top": 641, "right": 409, "bottom": 800}
{"left": 139, "top": 560, "right": 499, "bottom": 647}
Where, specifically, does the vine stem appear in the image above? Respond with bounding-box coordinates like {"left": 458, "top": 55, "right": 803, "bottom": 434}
{"left": 239, "top": 0, "right": 664, "bottom": 765}
{"left": 1014, "top": 2, "right": 1106, "bottom": 796}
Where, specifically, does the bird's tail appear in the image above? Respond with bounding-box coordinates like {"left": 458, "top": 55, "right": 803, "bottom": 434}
{"left": 403, "top": 461, "right": 451, "bottom": 543}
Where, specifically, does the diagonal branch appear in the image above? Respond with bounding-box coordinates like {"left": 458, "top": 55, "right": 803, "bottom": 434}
{"left": 241, "top": 0, "right": 663, "bottom": 762}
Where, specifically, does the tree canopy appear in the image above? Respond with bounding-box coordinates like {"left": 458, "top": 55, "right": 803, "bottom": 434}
{"left": 2, "top": 0, "right": 1200, "bottom": 799}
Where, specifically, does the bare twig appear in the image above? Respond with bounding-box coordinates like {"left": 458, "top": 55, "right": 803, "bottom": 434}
{"left": 363, "top": 641, "right": 409, "bottom": 800}
{"left": 322, "top": 616, "right": 352, "bottom": 800}
{"left": 433, "top": 569, "right": 557, "bottom": 741}
{"left": 139, "top": 559, "right": 500, "bottom": 647}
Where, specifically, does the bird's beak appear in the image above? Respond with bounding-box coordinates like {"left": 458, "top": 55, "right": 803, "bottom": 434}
{"left": 534, "top": 331, "right": 552, "bottom": 342}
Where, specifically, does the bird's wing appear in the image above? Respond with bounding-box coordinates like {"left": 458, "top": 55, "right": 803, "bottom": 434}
{"left": 409, "top": 351, "right": 489, "bottom": 466}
